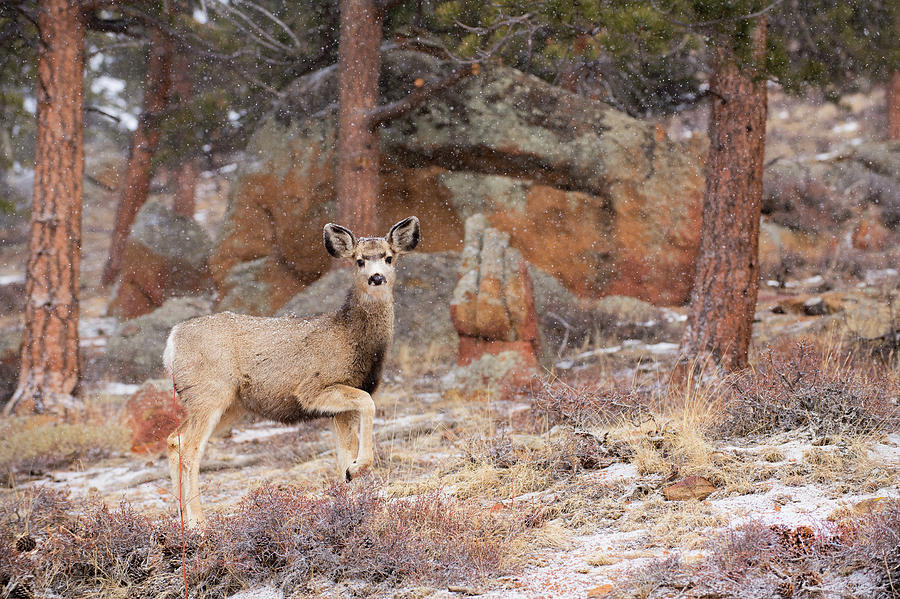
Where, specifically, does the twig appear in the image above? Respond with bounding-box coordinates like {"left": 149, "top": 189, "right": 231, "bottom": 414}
{"left": 367, "top": 64, "right": 478, "bottom": 128}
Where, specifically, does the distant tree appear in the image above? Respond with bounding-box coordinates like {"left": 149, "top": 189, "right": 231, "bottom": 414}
{"left": 5, "top": 0, "right": 85, "bottom": 415}
{"left": 101, "top": 19, "right": 174, "bottom": 286}
{"left": 679, "top": 0, "right": 898, "bottom": 370}
{"left": 335, "top": 0, "right": 478, "bottom": 235}
{"left": 170, "top": 51, "right": 198, "bottom": 218}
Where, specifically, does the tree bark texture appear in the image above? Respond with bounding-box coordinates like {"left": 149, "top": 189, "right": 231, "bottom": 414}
{"left": 336, "top": 0, "right": 382, "bottom": 236}
{"left": 6, "top": 0, "right": 85, "bottom": 415}
{"left": 888, "top": 70, "right": 900, "bottom": 141}
{"left": 680, "top": 19, "right": 768, "bottom": 371}
{"left": 101, "top": 25, "right": 173, "bottom": 286}
{"left": 171, "top": 52, "right": 198, "bottom": 218}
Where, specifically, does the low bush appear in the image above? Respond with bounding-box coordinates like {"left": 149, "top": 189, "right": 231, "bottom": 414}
{"left": 721, "top": 341, "right": 900, "bottom": 438}
{"left": 0, "top": 479, "right": 525, "bottom": 598}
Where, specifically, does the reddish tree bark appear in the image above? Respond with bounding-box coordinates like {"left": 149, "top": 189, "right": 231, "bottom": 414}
{"left": 680, "top": 19, "right": 768, "bottom": 371}
{"left": 336, "top": 0, "right": 383, "bottom": 236}
{"left": 101, "top": 25, "right": 173, "bottom": 286}
{"left": 888, "top": 70, "right": 900, "bottom": 141}
{"left": 5, "top": 0, "right": 85, "bottom": 416}
{"left": 171, "top": 52, "right": 198, "bottom": 218}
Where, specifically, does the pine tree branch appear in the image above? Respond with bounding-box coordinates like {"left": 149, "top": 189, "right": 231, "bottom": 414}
{"left": 366, "top": 63, "right": 478, "bottom": 129}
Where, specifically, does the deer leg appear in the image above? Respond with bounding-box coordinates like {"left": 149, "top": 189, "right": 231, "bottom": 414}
{"left": 309, "top": 384, "right": 375, "bottom": 481}
{"left": 168, "top": 400, "right": 229, "bottom": 527}
{"left": 332, "top": 411, "right": 360, "bottom": 477}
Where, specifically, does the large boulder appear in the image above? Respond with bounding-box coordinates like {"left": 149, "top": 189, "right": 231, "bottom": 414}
{"left": 108, "top": 201, "right": 214, "bottom": 320}
{"left": 210, "top": 50, "right": 704, "bottom": 311}
{"left": 104, "top": 296, "right": 213, "bottom": 383}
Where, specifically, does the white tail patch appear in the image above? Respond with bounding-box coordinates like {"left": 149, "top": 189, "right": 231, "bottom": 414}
{"left": 163, "top": 326, "right": 178, "bottom": 376}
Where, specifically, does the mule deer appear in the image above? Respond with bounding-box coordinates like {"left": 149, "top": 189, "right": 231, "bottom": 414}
{"left": 163, "top": 216, "right": 420, "bottom": 526}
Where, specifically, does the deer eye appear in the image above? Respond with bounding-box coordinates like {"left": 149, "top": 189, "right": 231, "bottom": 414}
{"left": 356, "top": 259, "right": 364, "bottom": 267}
{"left": 385, "top": 255, "right": 392, "bottom": 264}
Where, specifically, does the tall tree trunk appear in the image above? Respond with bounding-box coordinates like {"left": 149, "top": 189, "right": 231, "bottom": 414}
{"left": 680, "top": 19, "right": 768, "bottom": 371}
{"left": 336, "top": 0, "right": 382, "bottom": 236}
{"left": 5, "top": 0, "right": 85, "bottom": 416}
{"left": 888, "top": 70, "right": 900, "bottom": 141}
{"left": 101, "top": 25, "right": 173, "bottom": 286}
{"left": 171, "top": 52, "right": 198, "bottom": 219}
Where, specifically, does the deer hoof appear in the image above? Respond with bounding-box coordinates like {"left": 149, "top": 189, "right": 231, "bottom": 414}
{"left": 346, "top": 460, "right": 370, "bottom": 481}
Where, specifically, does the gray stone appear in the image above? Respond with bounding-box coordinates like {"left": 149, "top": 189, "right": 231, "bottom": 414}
{"left": 104, "top": 296, "right": 213, "bottom": 383}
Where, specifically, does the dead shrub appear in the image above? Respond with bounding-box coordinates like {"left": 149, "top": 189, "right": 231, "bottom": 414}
{"left": 0, "top": 479, "right": 524, "bottom": 598}
{"left": 836, "top": 498, "right": 900, "bottom": 598}
{"left": 531, "top": 378, "right": 652, "bottom": 431}
{"left": 721, "top": 341, "right": 899, "bottom": 438}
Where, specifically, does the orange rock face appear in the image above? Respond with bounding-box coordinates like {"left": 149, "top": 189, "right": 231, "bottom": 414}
{"left": 209, "top": 52, "right": 705, "bottom": 313}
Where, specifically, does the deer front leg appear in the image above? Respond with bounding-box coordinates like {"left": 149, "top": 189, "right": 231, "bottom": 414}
{"left": 310, "top": 384, "right": 375, "bottom": 481}
{"left": 332, "top": 411, "right": 360, "bottom": 478}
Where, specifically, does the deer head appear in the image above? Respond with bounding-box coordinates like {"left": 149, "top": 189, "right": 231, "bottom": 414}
{"left": 323, "top": 216, "right": 420, "bottom": 302}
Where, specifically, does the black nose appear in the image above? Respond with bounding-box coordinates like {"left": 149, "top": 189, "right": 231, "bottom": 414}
{"left": 368, "top": 273, "right": 385, "bottom": 286}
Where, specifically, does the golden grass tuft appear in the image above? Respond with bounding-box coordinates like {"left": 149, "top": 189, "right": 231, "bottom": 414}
{"left": 0, "top": 413, "right": 129, "bottom": 480}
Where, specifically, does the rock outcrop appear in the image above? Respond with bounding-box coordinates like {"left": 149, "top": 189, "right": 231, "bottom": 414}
{"left": 450, "top": 215, "right": 541, "bottom": 367}
{"left": 107, "top": 201, "right": 214, "bottom": 320}
{"left": 210, "top": 50, "right": 704, "bottom": 313}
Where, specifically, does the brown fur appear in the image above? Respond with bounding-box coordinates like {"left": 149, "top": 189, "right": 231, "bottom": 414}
{"left": 164, "top": 217, "right": 419, "bottom": 526}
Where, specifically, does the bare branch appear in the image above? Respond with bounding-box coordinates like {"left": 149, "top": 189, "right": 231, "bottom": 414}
{"left": 367, "top": 63, "right": 478, "bottom": 129}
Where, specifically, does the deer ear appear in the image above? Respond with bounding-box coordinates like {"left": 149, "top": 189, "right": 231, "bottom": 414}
{"left": 323, "top": 223, "right": 356, "bottom": 258}
{"left": 386, "top": 216, "right": 420, "bottom": 254}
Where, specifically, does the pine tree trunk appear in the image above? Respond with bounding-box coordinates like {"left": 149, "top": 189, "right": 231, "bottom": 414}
{"left": 888, "top": 70, "right": 900, "bottom": 141}
{"left": 336, "top": 0, "right": 382, "bottom": 236}
{"left": 101, "top": 26, "right": 173, "bottom": 286}
{"left": 680, "top": 19, "right": 768, "bottom": 371}
{"left": 171, "top": 52, "right": 198, "bottom": 219}
{"left": 173, "top": 160, "right": 198, "bottom": 218}
{"left": 5, "top": 0, "right": 85, "bottom": 416}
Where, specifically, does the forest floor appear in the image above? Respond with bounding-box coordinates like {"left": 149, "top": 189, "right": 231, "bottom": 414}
{"left": 1, "top": 88, "right": 899, "bottom": 599}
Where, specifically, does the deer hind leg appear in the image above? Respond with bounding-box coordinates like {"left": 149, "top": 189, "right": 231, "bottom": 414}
{"left": 332, "top": 411, "right": 360, "bottom": 478}
{"left": 309, "top": 384, "right": 375, "bottom": 481}
{"left": 167, "top": 393, "right": 232, "bottom": 527}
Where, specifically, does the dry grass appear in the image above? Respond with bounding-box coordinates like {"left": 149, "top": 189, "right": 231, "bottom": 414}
{"left": 0, "top": 413, "right": 129, "bottom": 484}
{"left": 722, "top": 340, "right": 900, "bottom": 439}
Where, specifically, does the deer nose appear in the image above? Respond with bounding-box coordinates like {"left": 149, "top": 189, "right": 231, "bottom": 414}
{"left": 368, "top": 273, "right": 385, "bottom": 286}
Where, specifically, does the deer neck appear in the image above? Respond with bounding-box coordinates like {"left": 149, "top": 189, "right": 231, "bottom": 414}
{"left": 338, "top": 285, "right": 395, "bottom": 341}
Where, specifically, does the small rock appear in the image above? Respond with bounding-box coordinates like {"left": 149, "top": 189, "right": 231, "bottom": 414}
{"left": 587, "top": 584, "right": 615, "bottom": 597}
{"left": 124, "top": 380, "right": 183, "bottom": 454}
{"left": 663, "top": 475, "right": 716, "bottom": 501}
{"left": 802, "top": 296, "right": 828, "bottom": 316}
